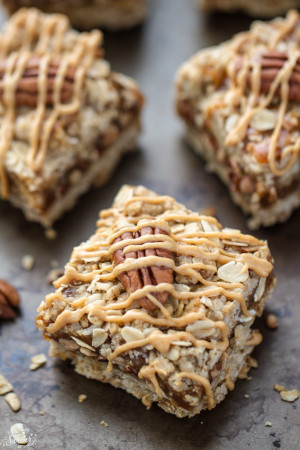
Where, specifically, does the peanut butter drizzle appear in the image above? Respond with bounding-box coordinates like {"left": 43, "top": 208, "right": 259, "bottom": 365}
{"left": 138, "top": 361, "right": 167, "bottom": 398}
{"left": 221, "top": 9, "right": 300, "bottom": 176}
{"left": 246, "top": 330, "right": 263, "bottom": 347}
{"left": 44, "top": 193, "right": 273, "bottom": 407}
{"left": 0, "top": 8, "right": 102, "bottom": 197}
{"left": 106, "top": 327, "right": 228, "bottom": 373}
{"left": 237, "top": 254, "right": 273, "bottom": 277}
{"left": 176, "top": 372, "right": 215, "bottom": 409}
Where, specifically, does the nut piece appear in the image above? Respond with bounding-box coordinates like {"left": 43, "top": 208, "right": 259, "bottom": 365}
{"left": 121, "top": 326, "right": 144, "bottom": 343}
{"left": 100, "top": 420, "right": 108, "bottom": 427}
{"left": 0, "top": 293, "right": 16, "bottom": 319}
{"left": 0, "top": 56, "right": 75, "bottom": 108}
{"left": 10, "top": 423, "right": 27, "bottom": 445}
{"left": 0, "top": 280, "right": 20, "bottom": 307}
{"left": 274, "top": 384, "right": 286, "bottom": 392}
{"left": 92, "top": 328, "right": 108, "bottom": 347}
{"left": 5, "top": 392, "right": 21, "bottom": 412}
{"left": 250, "top": 109, "right": 277, "bottom": 131}
{"left": 236, "top": 51, "right": 300, "bottom": 102}
{"left": 266, "top": 313, "right": 278, "bottom": 329}
{"left": 0, "top": 279, "right": 20, "bottom": 320}
{"left": 217, "top": 261, "right": 248, "bottom": 283}
{"left": 29, "top": 353, "right": 47, "bottom": 371}
{"left": 280, "top": 389, "right": 299, "bottom": 402}
{"left": 113, "top": 226, "right": 174, "bottom": 310}
{"left": 0, "top": 374, "right": 13, "bottom": 395}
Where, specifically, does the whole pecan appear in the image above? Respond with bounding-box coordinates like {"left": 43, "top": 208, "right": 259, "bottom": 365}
{"left": 0, "top": 56, "right": 76, "bottom": 107}
{"left": 113, "top": 226, "right": 174, "bottom": 310}
{"left": 235, "top": 50, "right": 300, "bottom": 102}
{"left": 0, "top": 279, "right": 20, "bottom": 320}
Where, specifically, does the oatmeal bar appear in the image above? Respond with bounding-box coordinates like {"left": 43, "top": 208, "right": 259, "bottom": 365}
{"left": 36, "top": 185, "right": 275, "bottom": 418}
{"left": 0, "top": 8, "right": 143, "bottom": 227}
{"left": 198, "top": 0, "right": 300, "bottom": 17}
{"left": 1, "top": 0, "right": 149, "bottom": 31}
{"left": 176, "top": 10, "right": 300, "bottom": 229}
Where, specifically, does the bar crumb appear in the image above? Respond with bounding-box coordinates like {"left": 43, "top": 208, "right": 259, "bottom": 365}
{"left": 45, "top": 228, "right": 57, "bottom": 240}
{"left": 266, "top": 314, "right": 278, "bottom": 329}
{"left": 0, "top": 374, "right": 13, "bottom": 395}
{"left": 10, "top": 423, "right": 27, "bottom": 445}
{"left": 21, "top": 254, "right": 35, "bottom": 271}
{"left": 5, "top": 392, "right": 21, "bottom": 412}
{"left": 248, "top": 357, "right": 258, "bottom": 369}
{"left": 30, "top": 353, "right": 47, "bottom": 371}
{"left": 274, "top": 384, "right": 286, "bottom": 392}
{"left": 280, "top": 390, "right": 299, "bottom": 403}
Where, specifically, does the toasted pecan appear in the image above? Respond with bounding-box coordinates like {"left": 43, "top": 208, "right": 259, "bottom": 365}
{"left": 113, "top": 226, "right": 174, "bottom": 310}
{"left": 0, "top": 56, "right": 75, "bottom": 107}
{"left": 0, "top": 279, "right": 20, "bottom": 319}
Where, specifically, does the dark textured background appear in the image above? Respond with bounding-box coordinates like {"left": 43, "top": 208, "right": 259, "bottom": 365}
{"left": 0, "top": 1, "right": 299, "bottom": 449}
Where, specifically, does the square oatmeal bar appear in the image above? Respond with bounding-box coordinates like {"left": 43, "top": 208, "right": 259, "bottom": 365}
{"left": 0, "top": 8, "right": 143, "bottom": 227}
{"left": 37, "top": 185, "right": 275, "bottom": 418}
{"left": 176, "top": 10, "right": 300, "bottom": 228}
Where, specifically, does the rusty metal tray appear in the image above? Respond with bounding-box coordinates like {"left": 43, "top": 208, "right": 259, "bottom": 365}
{"left": 0, "top": 1, "right": 299, "bottom": 449}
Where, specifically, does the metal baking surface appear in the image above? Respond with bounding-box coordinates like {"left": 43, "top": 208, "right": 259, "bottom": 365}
{"left": 0, "top": 1, "right": 299, "bottom": 449}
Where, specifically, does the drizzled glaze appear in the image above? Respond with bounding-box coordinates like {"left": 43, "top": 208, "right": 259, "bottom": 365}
{"left": 215, "top": 10, "right": 300, "bottom": 175}
{"left": 40, "top": 187, "right": 273, "bottom": 408}
{"left": 177, "top": 372, "right": 214, "bottom": 409}
{"left": 0, "top": 8, "right": 102, "bottom": 197}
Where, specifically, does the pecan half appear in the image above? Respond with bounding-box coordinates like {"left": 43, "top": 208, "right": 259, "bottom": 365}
{"left": 113, "top": 226, "right": 174, "bottom": 310}
{"left": 0, "top": 56, "right": 75, "bottom": 107}
{"left": 0, "top": 279, "right": 20, "bottom": 320}
{"left": 236, "top": 51, "right": 300, "bottom": 102}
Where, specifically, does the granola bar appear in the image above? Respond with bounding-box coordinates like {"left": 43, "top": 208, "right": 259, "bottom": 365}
{"left": 36, "top": 185, "right": 275, "bottom": 418}
{"left": 176, "top": 10, "right": 300, "bottom": 229}
{"left": 0, "top": 8, "right": 144, "bottom": 227}
{"left": 198, "top": 0, "right": 300, "bottom": 17}
{"left": 1, "top": 0, "right": 149, "bottom": 30}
